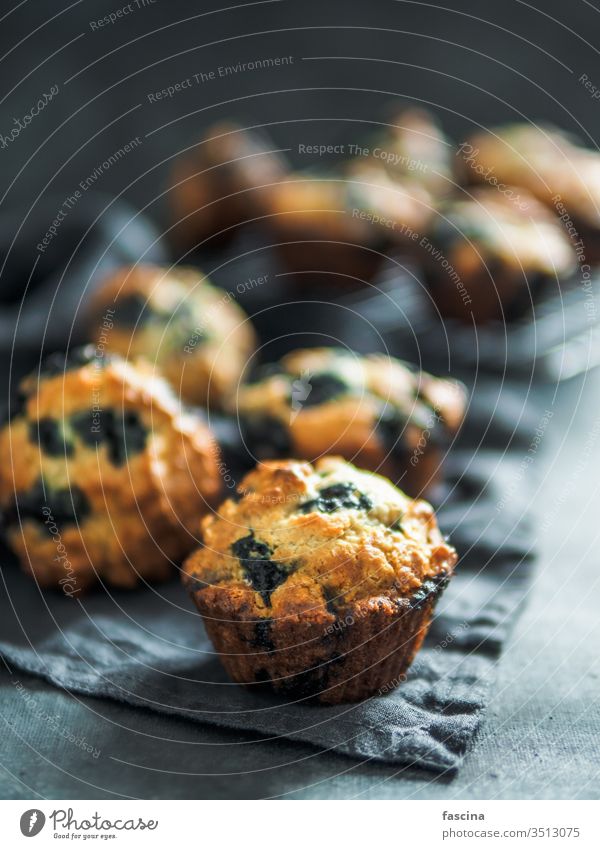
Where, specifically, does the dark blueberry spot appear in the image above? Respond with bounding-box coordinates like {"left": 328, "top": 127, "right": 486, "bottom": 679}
{"left": 30, "top": 418, "right": 74, "bottom": 457}
{"left": 106, "top": 410, "right": 147, "bottom": 466}
{"left": 300, "top": 372, "right": 348, "bottom": 407}
{"left": 241, "top": 415, "right": 292, "bottom": 460}
{"left": 377, "top": 401, "right": 446, "bottom": 456}
{"left": 40, "top": 345, "right": 105, "bottom": 380}
{"left": 300, "top": 482, "right": 373, "bottom": 514}
{"left": 71, "top": 408, "right": 147, "bottom": 466}
{"left": 70, "top": 410, "right": 101, "bottom": 448}
{"left": 45, "top": 486, "right": 91, "bottom": 526}
{"left": 114, "top": 294, "right": 154, "bottom": 327}
{"left": 376, "top": 404, "right": 410, "bottom": 458}
{"left": 3, "top": 479, "right": 90, "bottom": 529}
{"left": 322, "top": 585, "right": 340, "bottom": 616}
{"left": 251, "top": 619, "right": 275, "bottom": 652}
{"left": 254, "top": 668, "right": 272, "bottom": 683}
{"left": 231, "top": 532, "right": 292, "bottom": 606}
{"left": 409, "top": 572, "right": 450, "bottom": 610}
{"left": 390, "top": 518, "right": 404, "bottom": 533}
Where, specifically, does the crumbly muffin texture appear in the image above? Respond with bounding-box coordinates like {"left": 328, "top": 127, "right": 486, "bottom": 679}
{"left": 184, "top": 457, "right": 457, "bottom": 702}
{"left": 86, "top": 264, "right": 256, "bottom": 408}
{"left": 185, "top": 457, "right": 455, "bottom": 614}
{"left": 234, "top": 347, "right": 465, "bottom": 494}
{"left": 0, "top": 347, "right": 222, "bottom": 590}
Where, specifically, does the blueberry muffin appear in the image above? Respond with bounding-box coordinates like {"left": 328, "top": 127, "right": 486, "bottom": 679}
{"left": 0, "top": 347, "right": 222, "bottom": 591}
{"left": 264, "top": 172, "right": 381, "bottom": 280}
{"left": 183, "top": 457, "right": 457, "bottom": 704}
{"left": 86, "top": 264, "right": 257, "bottom": 408}
{"left": 459, "top": 124, "right": 600, "bottom": 260}
{"left": 265, "top": 169, "right": 431, "bottom": 281}
{"left": 233, "top": 348, "right": 466, "bottom": 496}
{"left": 169, "top": 121, "right": 288, "bottom": 248}
{"left": 365, "top": 107, "right": 454, "bottom": 199}
{"left": 423, "top": 188, "right": 576, "bottom": 322}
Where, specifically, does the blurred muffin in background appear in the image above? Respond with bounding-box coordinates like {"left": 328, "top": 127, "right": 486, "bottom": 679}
{"left": 168, "top": 122, "right": 288, "bottom": 249}
{"left": 86, "top": 264, "right": 257, "bottom": 407}
{"left": 263, "top": 171, "right": 385, "bottom": 281}
{"left": 264, "top": 167, "right": 432, "bottom": 281}
{"left": 364, "top": 107, "right": 454, "bottom": 199}
{"left": 422, "top": 188, "right": 577, "bottom": 323}
{"left": 0, "top": 347, "right": 222, "bottom": 591}
{"left": 167, "top": 116, "right": 442, "bottom": 284}
{"left": 232, "top": 347, "right": 466, "bottom": 497}
{"left": 459, "top": 124, "right": 600, "bottom": 260}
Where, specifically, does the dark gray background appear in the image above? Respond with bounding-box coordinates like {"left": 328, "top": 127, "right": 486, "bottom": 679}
{"left": 1, "top": 0, "right": 600, "bottom": 238}
{"left": 1, "top": 0, "right": 600, "bottom": 799}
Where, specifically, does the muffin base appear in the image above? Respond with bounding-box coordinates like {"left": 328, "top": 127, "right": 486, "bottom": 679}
{"left": 189, "top": 573, "right": 450, "bottom": 704}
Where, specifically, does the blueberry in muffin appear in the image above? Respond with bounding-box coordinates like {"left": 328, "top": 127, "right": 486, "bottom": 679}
{"left": 0, "top": 346, "right": 222, "bottom": 590}
{"left": 232, "top": 347, "right": 466, "bottom": 496}
{"left": 183, "top": 457, "right": 457, "bottom": 704}
{"left": 85, "top": 264, "right": 257, "bottom": 408}
{"left": 423, "top": 188, "right": 576, "bottom": 322}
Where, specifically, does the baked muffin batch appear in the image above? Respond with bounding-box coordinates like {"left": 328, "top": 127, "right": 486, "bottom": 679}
{"left": 2, "top": 106, "right": 590, "bottom": 702}
{"left": 169, "top": 110, "right": 588, "bottom": 320}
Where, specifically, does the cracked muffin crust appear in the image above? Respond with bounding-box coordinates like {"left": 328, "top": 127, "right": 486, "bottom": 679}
{"left": 232, "top": 347, "right": 466, "bottom": 497}
{"left": 0, "top": 347, "right": 222, "bottom": 591}
{"left": 183, "top": 457, "right": 458, "bottom": 703}
{"left": 86, "top": 264, "right": 257, "bottom": 408}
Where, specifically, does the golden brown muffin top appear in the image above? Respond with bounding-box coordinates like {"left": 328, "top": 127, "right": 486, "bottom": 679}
{"left": 432, "top": 187, "right": 576, "bottom": 277}
{"left": 184, "top": 457, "right": 457, "bottom": 619}
{"left": 88, "top": 263, "right": 255, "bottom": 358}
{"left": 0, "top": 346, "right": 221, "bottom": 516}
{"left": 462, "top": 124, "right": 600, "bottom": 229}
{"left": 234, "top": 347, "right": 466, "bottom": 436}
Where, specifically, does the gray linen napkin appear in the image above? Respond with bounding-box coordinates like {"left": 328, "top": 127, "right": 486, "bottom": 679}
{"left": 0, "top": 381, "right": 538, "bottom": 773}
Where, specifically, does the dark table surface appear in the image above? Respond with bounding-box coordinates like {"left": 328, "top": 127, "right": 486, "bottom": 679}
{"left": 1, "top": 369, "right": 598, "bottom": 800}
